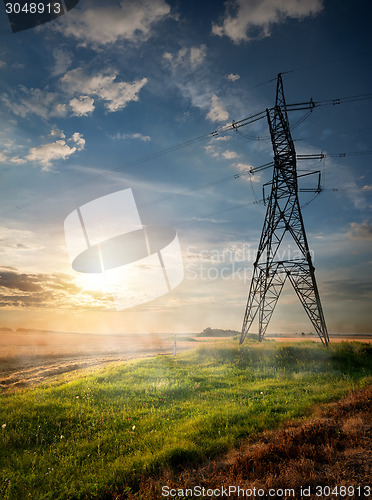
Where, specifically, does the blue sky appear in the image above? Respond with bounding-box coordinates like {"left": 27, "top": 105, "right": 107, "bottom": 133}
{"left": 0, "top": 0, "right": 371, "bottom": 335}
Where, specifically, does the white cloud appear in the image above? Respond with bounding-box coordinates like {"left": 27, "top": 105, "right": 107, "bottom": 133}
{"left": 9, "top": 156, "right": 26, "bottom": 165}
{"left": 0, "top": 131, "right": 26, "bottom": 164}
{"left": 163, "top": 44, "right": 207, "bottom": 71}
{"left": 226, "top": 73, "right": 240, "bottom": 81}
{"left": 69, "top": 96, "right": 95, "bottom": 116}
{"left": 55, "top": 103, "right": 67, "bottom": 116}
{"left": 26, "top": 141, "right": 76, "bottom": 171}
{"left": 206, "top": 94, "right": 229, "bottom": 122}
{"left": 1, "top": 87, "right": 67, "bottom": 119}
{"left": 190, "top": 45, "right": 207, "bottom": 68}
{"left": 214, "top": 136, "right": 231, "bottom": 142}
{"left": 163, "top": 52, "right": 173, "bottom": 63}
{"left": 61, "top": 68, "right": 148, "bottom": 112}
{"left": 70, "top": 132, "right": 85, "bottom": 151}
{"left": 347, "top": 221, "right": 372, "bottom": 240}
{"left": 235, "top": 162, "right": 261, "bottom": 182}
{"left": 0, "top": 228, "right": 37, "bottom": 252}
{"left": 235, "top": 162, "right": 254, "bottom": 172}
{"left": 204, "top": 144, "right": 220, "bottom": 158}
{"left": 52, "top": 48, "right": 72, "bottom": 76}
{"left": 0, "top": 60, "right": 6, "bottom": 69}
{"left": 112, "top": 132, "right": 151, "bottom": 142}
{"left": 222, "top": 150, "right": 239, "bottom": 159}
{"left": 0, "top": 151, "right": 26, "bottom": 165}
{"left": 25, "top": 131, "right": 85, "bottom": 171}
{"left": 54, "top": 0, "right": 171, "bottom": 47}
{"left": 204, "top": 143, "right": 240, "bottom": 162}
{"left": 50, "top": 128, "right": 65, "bottom": 139}
{"left": 212, "top": 0, "right": 324, "bottom": 44}
{"left": 102, "top": 77, "right": 148, "bottom": 112}
{"left": 361, "top": 185, "right": 372, "bottom": 191}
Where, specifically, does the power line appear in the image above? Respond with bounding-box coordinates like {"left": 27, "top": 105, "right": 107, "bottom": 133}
{"left": 6, "top": 147, "right": 372, "bottom": 218}
{"left": 139, "top": 162, "right": 273, "bottom": 210}
{"left": 5, "top": 110, "right": 269, "bottom": 214}
{"left": 287, "top": 50, "right": 372, "bottom": 76}
{"left": 177, "top": 198, "right": 266, "bottom": 227}
{"left": 6, "top": 131, "right": 214, "bottom": 214}
{"left": 139, "top": 150, "right": 371, "bottom": 215}
{"left": 252, "top": 50, "right": 372, "bottom": 89}
{"left": 5, "top": 92, "right": 372, "bottom": 215}
{"left": 314, "top": 93, "right": 372, "bottom": 107}
{"left": 178, "top": 187, "right": 323, "bottom": 228}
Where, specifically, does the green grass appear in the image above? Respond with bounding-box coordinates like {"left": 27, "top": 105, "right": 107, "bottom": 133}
{"left": 0, "top": 341, "right": 371, "bottom": 499}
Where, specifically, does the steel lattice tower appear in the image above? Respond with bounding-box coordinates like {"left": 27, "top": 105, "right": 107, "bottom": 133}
{"left": 240, "top": 74, "right": 329, "bottom": 346}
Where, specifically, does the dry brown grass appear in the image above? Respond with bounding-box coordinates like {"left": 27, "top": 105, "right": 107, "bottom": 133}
{"left": 123, "top": 386, "right": 371, "bottom": 499}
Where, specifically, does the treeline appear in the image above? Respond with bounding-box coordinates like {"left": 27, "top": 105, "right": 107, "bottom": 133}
{"left": 0, "top": 327, "right": 69, "bottom": 334}
{"left": 197, "top": 327, "right": 259, "bottom": 340}
{"left": 197, "top": 327, "right": 239, "bottom": 337}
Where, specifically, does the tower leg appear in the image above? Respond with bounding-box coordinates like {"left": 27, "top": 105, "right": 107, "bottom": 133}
{"left": 287, "top": 263, "right": 329, "bottom": 345}
{"left": 240, "top": 264, "right": 287, "bottom": 344}
{"left": 257, "top": 269, "right": 287, "bottom": 341}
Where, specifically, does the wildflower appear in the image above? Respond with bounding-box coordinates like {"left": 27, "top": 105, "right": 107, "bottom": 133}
{"left": 76, "top": 396, "right": 79, "bottom": 399}
{"left": 132, "top": 425, "right": 136, "bottom": 430}
{"left": 1, "top": 423, "right": 6, "bottom": 429}
{"left": 60, "top": 435, "right": 64, "bottom": 439}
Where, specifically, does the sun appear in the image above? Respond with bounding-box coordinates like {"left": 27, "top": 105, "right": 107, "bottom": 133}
{"left": 76, "top": 272, "right": 107, "bottom": 293}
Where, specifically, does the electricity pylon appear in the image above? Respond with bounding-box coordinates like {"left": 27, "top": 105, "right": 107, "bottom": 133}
{"left": 240, "top": 74, "right": 329, "bottom": 346}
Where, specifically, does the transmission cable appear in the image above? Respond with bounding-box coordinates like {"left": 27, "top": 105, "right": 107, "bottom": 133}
{"left": 285, "top": 50, "right": 372, "bottom": 76}
{"left": 5, "top": 93, "right": 372, "bottom": 214}
{"left": 139, "top": 162, "right": 273, "bottom": 210}
{"left": 140, "top": 149, "right": 371, "bottom": 213}
{"left": 177, "top": 198, "right": 266, "bottom": 227}
{"left": 5, "top": 131, "right": 215, "bottom": 214}
{"left": 234, "top": 129, "right": 270, "bottom": 141}
{"left": 290, "top": 110, "right": 313, "bottom": 130}
{"left": 6, "top": 112, "right": 269, "bottom": 214}
{"left": 177, "top": 188, "right": 320, "bottom": 227}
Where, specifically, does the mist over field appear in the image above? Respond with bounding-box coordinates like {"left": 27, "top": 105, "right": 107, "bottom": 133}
{"left": 1, "top": 328, "right": 371, "bottom": 390}
{"left": 0, "top": 329, "right": 199, "bottom": 389}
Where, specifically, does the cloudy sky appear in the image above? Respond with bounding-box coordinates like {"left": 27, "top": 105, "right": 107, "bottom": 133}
{"left": 0, "top": 0, "right": 371, "bottom": 335}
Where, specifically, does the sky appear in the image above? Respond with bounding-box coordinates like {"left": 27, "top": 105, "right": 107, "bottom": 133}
{"left": 0, "top": 0, "right": 371, "bottom": 335}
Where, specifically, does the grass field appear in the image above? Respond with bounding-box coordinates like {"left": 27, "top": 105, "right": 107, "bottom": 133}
{"left": 0, "top": 340, "right": 371, "bottom": 499}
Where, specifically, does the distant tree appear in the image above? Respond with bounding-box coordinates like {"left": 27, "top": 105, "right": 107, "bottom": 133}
{"left": 197, "top": 327, "right": 240, "bottom": 337}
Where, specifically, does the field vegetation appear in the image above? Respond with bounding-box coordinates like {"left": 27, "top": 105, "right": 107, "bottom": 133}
{"left": 0, "top": 340, "right": 371, "bottom": 499}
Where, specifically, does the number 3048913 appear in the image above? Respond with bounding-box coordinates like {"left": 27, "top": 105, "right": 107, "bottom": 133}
{"left": 5, "top": 3, "right": 62, "bottom": 15}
